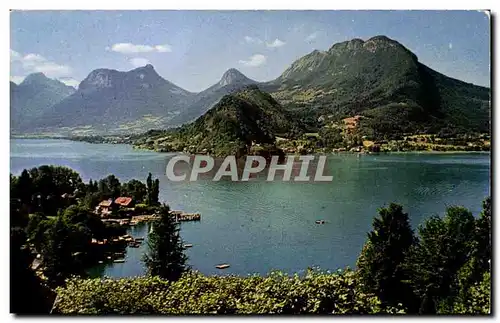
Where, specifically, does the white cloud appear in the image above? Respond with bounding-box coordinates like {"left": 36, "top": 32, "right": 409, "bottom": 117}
{"left": 59, "top": 78, "right": 80, "bottom": 88}
{"left": 10, "top": 50, "right": 72, "bottom": 78}
{"left": 244, "top": 36, "right": 263, "bottom": 44}
{"left": 32, "top": 61, "right": 71, "bottom": 76}
{"left": 239, "top": 54, "right": 267, "bottom": 67}
{"left": 23, "top": 53, "right": 46, "bottom": 63}
{"left": 155, "top": 45, "right": 172, "bottom": 53}
{"left": 106, "top": 42, "right": 172, "bottom": 54}
{"left": 305, "top": 32, "right": 319, "bottom": 42}
{"left": 10, "top": 50, "right": 21, "bottom": 62}
{"left": 129, "top": 57, "right": 151, "bottom": 68}
{"left": 10, "top": 76, "right": 25, "bottom": 84}
{"left": 266, "top": 38, "right": 286, "bottom": 48}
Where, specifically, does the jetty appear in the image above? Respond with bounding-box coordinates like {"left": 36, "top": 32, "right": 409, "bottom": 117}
{"left": 100, "top": 210, "right": 201, "bottom": 227}
{"left": 170, "top": 211, "right": 201, "bottom": 222}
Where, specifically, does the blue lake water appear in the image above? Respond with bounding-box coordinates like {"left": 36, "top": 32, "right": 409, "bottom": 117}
{"left": 10, "top": 139, "right": 491, "bottom": 277}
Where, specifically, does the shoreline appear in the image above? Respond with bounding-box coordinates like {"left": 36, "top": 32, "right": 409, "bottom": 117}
{"left": 10, "top": 136, "right": 491, "bottom": 155}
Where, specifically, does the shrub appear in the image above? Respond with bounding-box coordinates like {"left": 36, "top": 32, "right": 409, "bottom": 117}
{"left": 53, "top": 269, "right": 404, "bottom": 314}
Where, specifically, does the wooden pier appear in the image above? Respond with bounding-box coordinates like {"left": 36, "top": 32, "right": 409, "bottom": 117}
{"left": 169, "top": 210, "right": 201, "bottom": 222}
{"left": 101, "top": 210, "right": 201, "bottom": 226}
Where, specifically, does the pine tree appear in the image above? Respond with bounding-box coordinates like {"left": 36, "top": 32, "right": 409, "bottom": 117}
{"left": 356, "top": 203, "right": 417, "bottom": 312}
{"left": 146, "top": 173, "right": 153, "bottom": 206}
{"left": 152, "top": 179, "right": 160, "bottom": 206}
{"left": 143, "top": 204, "right": 188, "bottom": 281}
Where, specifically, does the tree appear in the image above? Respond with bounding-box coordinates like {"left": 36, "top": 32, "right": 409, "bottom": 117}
{"left": 26, "top": 213, "right": 51, "bottom": 252}
{"left": 143, "top": 204, "right": 188, "bottom": 281}
{"left": 122, "top": 179, "right": 147, "bottom": 203}
{"left": 472, "top": 197, "right": 491, "bottom": 277}
{"left": 10, "top": 227, "right": 55, "bottom": 314}
{"left": 146, "top": 173, "right": 160, "bottom": 206}
{"left": 98, "top": 175, "right": 121, "bottom": 199}
{"left": 356, "top": 203, "right": 417, "bottom": 312}
{"left": 404, "top": 206, "right": 475, "bottom": 314}
{"left": 82, "top": 192, "right": 101, "bottom": 209}
{"left": 152, "top": 179, "right": 160, "bottom": 206}
{"left": 146, "top": 173, "right": 153, "bottom": 205}
{"left": 42, "top": 217, "right": 76, "bottom": 287}
{"left": 446, "top": 197, "right": 491, "bottom": 313}
{"left": 449, "top": 271, "right": 490, "bottom": 314}
{"left": 11, "top": 166, "right": 84, "bottom": 216}
{"left": 12, "top": 169, "right": 33, "bottom": 205}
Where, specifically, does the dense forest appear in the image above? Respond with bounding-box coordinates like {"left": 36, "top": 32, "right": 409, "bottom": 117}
{"left": 10, "top": 165, "right": 491, "bottom": 315}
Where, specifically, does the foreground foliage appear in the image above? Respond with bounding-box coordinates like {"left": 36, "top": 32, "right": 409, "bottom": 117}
{"left": 357, "top": 199, "right": 491, "bottom": 314}
{"left": 53, "top": 270, "right": 403, "bottom": 314}
{"left": 143, "top": 205, "right": 188, "bottom": 281}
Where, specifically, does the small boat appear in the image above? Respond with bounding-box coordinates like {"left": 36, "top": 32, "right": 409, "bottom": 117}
{"left": 106, "top": 256, "right": 112, "bottom": 260}
{"left": 215, "top": 264, "right": 230, "bottom": 269}
{"left": 113, "top": 259, "right": 125, "bottom": 263}
{"left": 135, "top": 237, "right": 145, "bottom": 241}
{"left": 315, "top": 220, "right": 326, "bottom": 224}
{"left": 184, "top": 244, "right": 193, "bottom": 248}
{"left": 129, "top": 243, "right": 140, "bottom": 248}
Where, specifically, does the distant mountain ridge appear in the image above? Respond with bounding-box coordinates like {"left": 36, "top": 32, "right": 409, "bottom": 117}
{"left": 10, "top": 73, "right": 76, "bottom": 132}
{"left": 11, "top": 35, "right": 490, "bottom": 137}
{"left": 167, "top": 68, "right": 258, "bottom": 127}
{"left": 28, "top": 64, "right": 193, "bottom": 133}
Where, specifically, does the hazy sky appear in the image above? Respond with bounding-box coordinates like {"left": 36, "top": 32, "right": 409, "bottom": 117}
{"left": 10, "top": 10, "right": 490, "bottom": 92}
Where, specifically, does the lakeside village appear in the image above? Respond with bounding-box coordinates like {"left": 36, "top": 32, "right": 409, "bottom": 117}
{"left": 27, "top": 188, "right": 201, "bottom": 279}
{"left": 68, "top": 114, "right": 491, "bottom": 155}
{"left": 31, "top": 195, "right": 201, "bottom": 276}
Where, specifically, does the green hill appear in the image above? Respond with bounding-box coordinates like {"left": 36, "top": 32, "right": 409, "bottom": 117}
{"left": 133, "top": 85, "right": 304, "bottom": 156}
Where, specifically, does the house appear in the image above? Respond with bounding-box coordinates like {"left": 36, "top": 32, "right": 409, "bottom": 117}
{"left": 95, "top": 199, "right": 114, "bottom": 217}
{"left": 114, "top": 197, "right": 134, "bottom": 208}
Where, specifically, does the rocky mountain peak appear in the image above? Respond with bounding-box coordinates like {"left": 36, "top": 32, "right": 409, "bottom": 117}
{"left": 219, "top": 68, "right": 251, "bottom": 87}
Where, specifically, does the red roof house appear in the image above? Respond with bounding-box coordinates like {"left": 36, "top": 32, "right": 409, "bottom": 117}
{"left": 114, "top": 197, "right": 134, "bottom": 207}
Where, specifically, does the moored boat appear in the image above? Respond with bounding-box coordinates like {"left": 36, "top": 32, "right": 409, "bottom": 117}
{"left": 215, "top": 264, "right": 230, "bottom": 269}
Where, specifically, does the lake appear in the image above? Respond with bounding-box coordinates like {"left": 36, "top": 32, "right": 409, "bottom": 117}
{"left": 10, "top": 139, "right": 491, "bottom": 277}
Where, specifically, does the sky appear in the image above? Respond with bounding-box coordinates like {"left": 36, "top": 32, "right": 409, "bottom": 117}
{"left": 10, "top": 10, "right": 490, "bottom": 92}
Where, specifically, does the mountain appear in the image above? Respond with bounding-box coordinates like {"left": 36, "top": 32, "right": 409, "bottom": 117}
{"left": 32, "top": 64, "right": 194, "bottom": 133}
{"left": 168, "top": 68, "right": 257, "bottom": 126}
{"left": 264, "top": 35, "right": 490, "bottom": 137}
{"left": 12, "top": 36, "right": 490, "bottom": 138}
{"left": 10, "top": 73, "right": 76, "bottom": 132}
{"left": 133, "top": 85, "right": 304, "bottom": 156}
